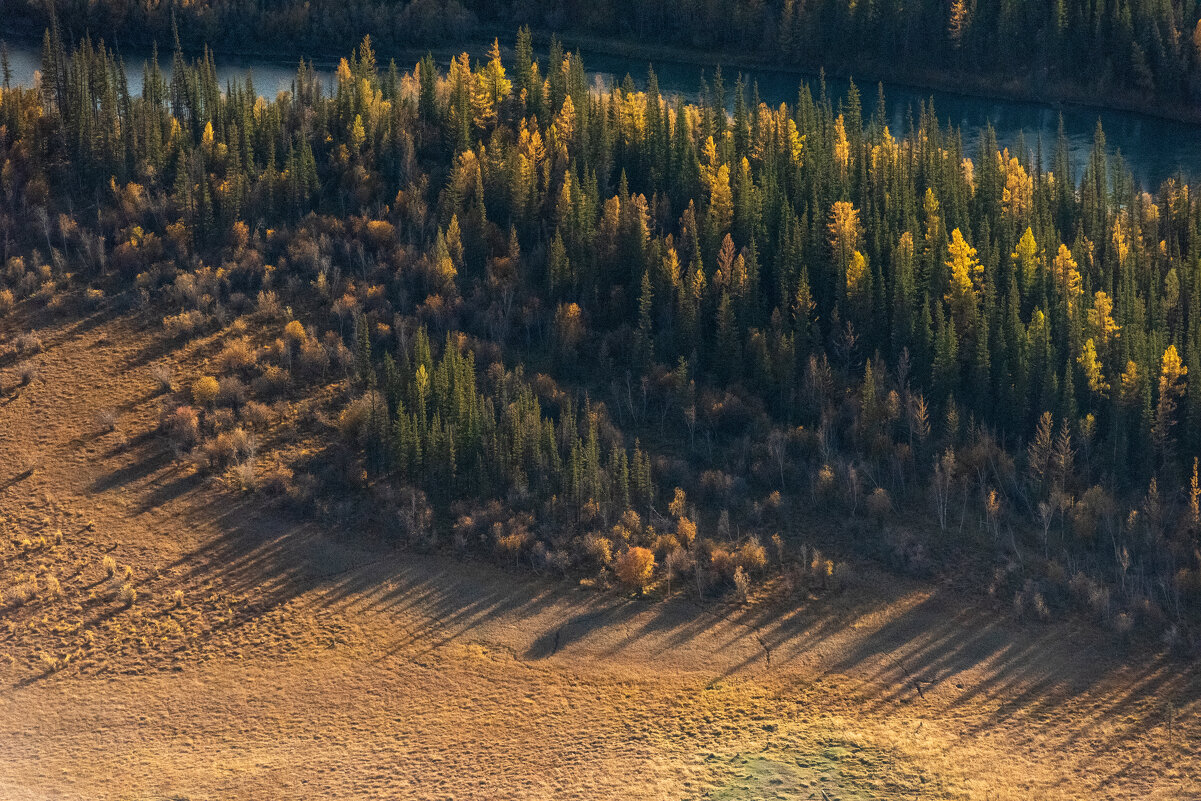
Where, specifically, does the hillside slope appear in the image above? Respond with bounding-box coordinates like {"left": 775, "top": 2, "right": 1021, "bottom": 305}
{"left": 0, "top": 293, "right": 1197, "bottom": 799}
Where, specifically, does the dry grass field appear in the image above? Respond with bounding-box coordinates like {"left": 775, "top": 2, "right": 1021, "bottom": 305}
{"left": 1, "top": 299, "right": 1199, "bottom": 799}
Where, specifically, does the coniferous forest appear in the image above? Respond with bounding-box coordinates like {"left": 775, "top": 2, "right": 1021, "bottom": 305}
{"left": 3, "top": 19, "right": 1201, "bottom": 648}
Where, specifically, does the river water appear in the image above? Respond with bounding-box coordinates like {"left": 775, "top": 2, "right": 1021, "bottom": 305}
{"left": 4, "top": 38, "right": 1201, "bottom": 189}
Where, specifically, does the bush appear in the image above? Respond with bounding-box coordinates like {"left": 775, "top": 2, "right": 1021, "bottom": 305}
{"left": 866, "top": 487, "right": 893, "bottom": 523}
{"left": 150, "top": 364, "right": 175, "bottom": 392}
{"left": 94, "top": 408, "right": 118, "bottom": 432}
{"left": 163, "top": 309, "right": 205, "bottom": 337}
{"left": 732, "top": 565, "right": 751, "bottom": 602}
{"left": 191, "top": 375, "right": 220, "bottom": 405}
{"left": 216, "top": 338, "right": 257, "bottom": 373}
{"left": 582, "top": 533, "right": 614, "bottom": 568}
{"left": 735, "top": 539, "right": 768, "bottom": 574}
{"left": 216, "top": 376, "right": 247, "bottom": 408}
{"left": 163, "top": 405, "right": 200, "bottom": 450}
{"left": 256, "top": 290, "right": 282, "bottom": 318}
{"left": 614, "top": 546, "right": 656, "bottom": 592}
{"left": 338, "top": 391, "right": 387, "bottom": 443}
{"left": 283, "top": 319, "right": 307, "bottom": 347}
{"left": 253, "top": 364, "right": 291, "bottom": 397}
{"left": 117, "top": 582, "right": 137, "bottom": 606}
{"left": 203, "top": 427, "right": 256, "bottom": 468}
{"left": 241, "top": 401, "right": 271, "bottom": 428}
{"left": 3, "top": 579, "right": 37, "bottom": 607}
{"left": 15, "top": 331, "right": 43, "bottom": 354}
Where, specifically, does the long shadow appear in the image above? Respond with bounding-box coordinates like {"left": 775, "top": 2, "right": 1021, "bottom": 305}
{"left": 0, "top": 467, "right": 35, "bottom": 494}
{"left": 89, "top": 447, "right": 175, "bottom": 493}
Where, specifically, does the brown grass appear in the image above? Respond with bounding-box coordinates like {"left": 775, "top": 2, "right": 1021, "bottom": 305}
{"left": 0, "top": 299, "right": 1196, "bottom": 801}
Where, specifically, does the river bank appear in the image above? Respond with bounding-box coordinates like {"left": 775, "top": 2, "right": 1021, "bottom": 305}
{"left": 4, "top": 23, "right": 1201, "bottom": 187}
{"left": 5, "top": 20, "right": 1201, "bottom": 128}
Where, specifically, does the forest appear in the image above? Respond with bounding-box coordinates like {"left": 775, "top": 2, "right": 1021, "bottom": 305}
{"left": 2, "top": 21, "right": 1201, "bottom": 647}
{"left": 8, "top": 0, "right": 1201, "bottom": 105}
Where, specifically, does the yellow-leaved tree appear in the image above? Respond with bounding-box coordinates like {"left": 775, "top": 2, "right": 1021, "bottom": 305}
{"left": 615, "top": 546, "right": 655, "bottom": 593}
{"left": 1087, "top": 290, "right": 1120, "bottom": 348}
{"left": 1077, "top": 338, "right": 1109, "bottom": 397}
{"left": 1012, "top": 227, "right": 1040, "bottom": 291}
{"left": 1054, "top": 244, "right": 1082, "bottom": 316}
{"left": 944, "top": 228, "right": 981, "bottom": 333}
{"left": 828, "top": 200, "right": 861, "bottom": 279}
{"left": 1153, "top": 345, "right": 1188, "bottom": 458}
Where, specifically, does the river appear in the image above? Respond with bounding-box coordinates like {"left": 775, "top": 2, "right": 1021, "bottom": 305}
{"left": 4, "top": 37, "right": 1200, "bottom": 189}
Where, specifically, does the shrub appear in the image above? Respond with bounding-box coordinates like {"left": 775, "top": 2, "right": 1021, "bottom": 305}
{"left": 732, "top": 565, "right": 751, "bottom": 603}
{"left": 0, "top": 289, "right": 13, "bottom": 312}
{"left": 117, "top": 582, "right": 137, "bottom": 606}
{"left": 150, "top": 364, "right": 175, "bottom": 392}
{"left": 216, "top": 338, "right": 257, "bottom": 373}
{"left": 494, "top": 520, "right": 532, "bottom": 561}
{"left": 163, "top": 309, "right": 205, "bottom": 337}
{"left": 614, "top": 546, "right": 655, "bottom": 592}
{"left": 365, "top": 219, "right": 396, "bottom": 247}
{"left": 172, "top": 589, "right": 185, "bottom": 608}
{"left": 228, "top": 458, "right": 258, "bottom": 490}
{"left": 253, "top": 364, "right": 290, "bottom": 397}
{"left": 42, "top": 574, "right": 61, "bottom": 598}
{"left": 256, "top": 289, "right": 282, "bottom": 318}
{"left": 241, "top": 401, "right": 271, "bottom": 428}
{"left": 191, "top": 375, "right": 220, "bottom": 405}
{"left": 708, "top": 545, "right": 736, "bottom": 580}
{"left": 283, "top": 319, "right": 307, "bottom": 346}
{"left": 216, "top": 376, "right": 247, "bottom": 408}
{"left": 102, "top": 555, "right": 117, "bottom": 577}
{"left": 1072, "top": 486, "right": 1115, "bottom": 540}
{"left": 163, "top": 405, "right": 200, "bottom": 450}
{"left": 203, "top": 427, "right": 256, "bottom": 468}
{"left": 338, "top": 391, "right": 387, "bottom": 443}
{"left": 866, "top": 487, "right": 893, "bottom": 523}
{"left": 94, "top": 409, "right": 118, "bottom": 432}
{"left": 3, "top": 579, "right": 36, "bottom": 607}
{"left": 297, "top": 337, "right": 330, "bottom": 377}
{"left": 665, "top": 547, "right": 694, "bottom": 595}
{"left": 583, "top": 533, "right": 614, "bottom": 568}
{"left": 699, "top": 469, "right": 735, "bottom": 502}
{"left": 16, "top": 331, "right": 43, "bottom": 354}
{"left": 17, "top": 363, "right": 38, "bottom": 385}
{"left": 735, "top": 539, "right": 769, "bottom": 574}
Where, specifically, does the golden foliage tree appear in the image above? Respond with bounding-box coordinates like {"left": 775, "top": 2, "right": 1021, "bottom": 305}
{"left": 944, "top": 227, "right": 981, "bottom": 332}
{"left": 614, "top": 546, "right": 655, "bottom": 593}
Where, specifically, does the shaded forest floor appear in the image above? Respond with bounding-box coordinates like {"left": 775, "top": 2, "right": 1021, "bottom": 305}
{"left": 0, "top": 296, "right": 1198, "bottom": 799}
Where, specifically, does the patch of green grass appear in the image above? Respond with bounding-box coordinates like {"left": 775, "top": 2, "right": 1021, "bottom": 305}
{"left": 705, "top": 737, "right": 943, "bottom": 800}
